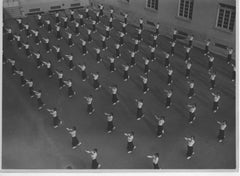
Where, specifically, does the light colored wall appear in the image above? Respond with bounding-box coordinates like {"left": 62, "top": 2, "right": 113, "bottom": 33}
{"left": 19, "top": 0, "right": 89, "bottom": 15}
{"left": 90, "top": 0, "right": 235, "bottom": 54}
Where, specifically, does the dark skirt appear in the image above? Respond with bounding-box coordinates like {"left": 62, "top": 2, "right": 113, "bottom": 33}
{"left": 79, "top": 18, "right": 83, "bottom": 26}
{"left": 59, "top": 78, "right": 64, "bottom": 88}
{"left": 188, "top": 40, "right": 192, "bottom": 47}
{"left": 26, "top": 29, "right": 30, "bottom": 37}
{"left": 127, "top": 141, "right": 134, "bottom": 151}
{"left": 37, "top": 58, "right": 43, "bottom": 68}
{"left": 35, "top": 36, "right": 40, "bottom": 44}
{"left": 185, "top": 52, "right": 189, "bottom": 61}
{"left": 47, "top": 24, "right": 52, "bottom": 32}
{"left": 68, "top": 39, "right": 73, "bottom": 46}
{"left": 96, "top": 16, "right": 99, "bottom": 23}
{"left": 185, "top": 69, "right": 190, "bottom": 78}
{"left": 210, "top": 80, "right": 215, "bottom": 89}
{"left": 167, "top": 75, "right": 172, "bottom": 85}
{"left": 102, "top": 41, "right": 106, "bottom": 49}
{"left": 173, "top": 34, "right": 176, "bottom": 41}
{"left": 72, "top": 136, "right": 79, "bottom": 147}
{"left": 218, "top": 129, "right": 225, "bottom": 140}
{"left": 91, "top": 159, "right": 99, "bottom": 169}
{"left": 232, "top": 70, "right": 235, "bottom": 81}
{"left": 56, "top": 17, "right": 60, "bottom": 24}
{"left": 165, "top": 58, "right": 169, "bottom": 67}
{"left": 165, "top": 97, "right": 171, "bottom": 107}
{"left": 134, "top": 44, "right": 138, "bottom": 52}
{"left": 212, "top": 101, "right": 219, "bottom": 111}
{"left": 150, "top": 52, "right": 155, "bottom": 61}
{"left": 12, "top": 65, "right": 17, "bottom": 74}
{"left": 82, "top": 71, "right": 87, "bottom": 80}
{"left": 38, "top": 19, "right": 43, "bottom": 27}
{"left": 106, "top": 31, "right": 109, "bottom": 38}
{"left": 57, "top": 52, "right": 62, "bottom": 61}
{"left": 170, "top": 47, "right": 174, "bottom": 55}
{"left": 96, "top": 54, "right": 101, "bottom": 62}
{"left": 153, "top": 40, "right": 157, "bottom": 47}
{"left": 138, "top": 33, "right": 141, "bottom": 41}
{"left": 123, "top": 71, "right": 128, "bottom": 80}
{"left": 208, "top": 61, "right": 213, "bottom": 70}
{"left": 137, "top": 108, "right": 143, "bottom": 119}
{"left": 17, "top": 41, "right": 22, "bottom": 48}
{"left": 107, "top": 121, "right": 114, "bottom": 131}
{"left": 82, "top": 46, "right": 87, "bottom": 54}
{"left": 205, "top": 46, "right": 209, "bottom": 54}
{"left": 37, "top": 98, "right": 44, "bottom": 108}
{"left": 92, "top": 24, "right": 96, "bottom": 31}
{"left": 87, "top": 104, "right": 93, "bottom": 113}
{"left": 75, "top": 27, "right": 79, "bottom": 34}
{"left": 144, "top": 65, "right": 149, "bottom": 73}
{"left": 157, "top": 125, "right": 163, "bottom": 136}
{"left": 120, "top": 37, "right": 123, "bottom": 45}
{"left": 57, "top": 31, "right": 61, "bottom": 39}
{"left": 29, "top": 87, "right": 34, "bottom": 97}
{"left": 88, "top": 35, "right": 92, "bottom": 42}
{"left": 116, "top": 49, "right": 120, "bottom": 57}
{"left": 19, "top": 23, "right": 23, "bottom": 30}
{"left": 63, "top": 22, "right": 68, "bottom": 29}
{"left": 143, "top": 83, "right": 148, "bottom": 92}
{"left": 53, "top": 116, "right": 60, "bottom": 126}
{"left": 188, "top": 88, "right": 194, "bottom": 98}
{"left": 109, "top": 22, "right": 113, "bottom": 29}
{"left": 68, "top": 87, "right": 74, "bottom": 97}
{"left": 186, "top": 146, "right": 193, "bottom": 157}
{"left": 8, "top": 33, "right": 13, "bottom": 41}
{"left": 47, "top": 68, "right": 53, "bottom": 77}
{"left": 130, "top": 57, "right": 135, "bottom": 66}
{"left": 20, "top": 76, "right": 26, "bottom": 86}
{"left": 93, "top": 80, "right": 100, "bottom": 89}
{"left": 189, "top": 112, "right": 195, "bottom": 122}
{"left": 69, "top": 60, "right": 74, "bottom": 69}
{"left": 100, "top": 9, "right": 103, "bottom": 16}
{"left": 122, "top": 27, "right": 126, "bottom": 34}
{"left": 153, "top": 163, "right": 159, "bottom": 169}
{"left": 70, "top": 15, "right": 74, "bottom": 21}
{"left": 124, "top": 18, "right": 127, "bottom": 24}
{"left": 26, "top": 48, "right": 30, "bottom": 56}
{"left": 110, "top": 63, "right": 115, "bottom": 72}
{"left": 112, "top": 93, "right": 118, "bottom": 103}
{"left": 227, "top": 54, "right": 231, "bottom": 63}
{"left": 45, "top": 43, "right": 50, "bottom": 52}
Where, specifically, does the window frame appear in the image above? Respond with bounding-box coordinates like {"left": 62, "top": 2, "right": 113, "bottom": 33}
{"left": 215, "top": 3, "right": 235, "bottom": 32}
{"left": 146, "top": 0, "right": 158, "bottom": 11}
{"left": 177, "top": 0, "right": 194, "bottom": 20}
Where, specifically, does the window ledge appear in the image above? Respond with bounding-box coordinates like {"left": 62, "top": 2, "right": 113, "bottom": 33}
{"left": 144, "top": 7, "right": 158, "bottom": 13}
{"left": 214, "top": 26, "right": 234, "bottom": 34}
{"left": 175, "top": 15, "right": 192, "bottom": 23}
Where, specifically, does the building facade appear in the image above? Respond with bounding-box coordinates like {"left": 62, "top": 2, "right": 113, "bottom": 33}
{"left": 90, "top": 0, "right": 236, "bottom": 56}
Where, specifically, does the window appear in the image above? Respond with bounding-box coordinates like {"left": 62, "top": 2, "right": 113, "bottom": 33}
{"left": 71, "top": 3, "right": 81, "bottom": 7}
{"left": 50, "top": 6, "right": 61, "bottom": 10}
{"left": 178, "top": 0, "right": 194, "bottom": 20}
{"left": 216, "top": 3, "right": 235, "bottom": 32}
{"left": 146, "top": 0, "right": 158, "bottom": 10}
{"left": 29, "top": 8, "right": 40, "bottom": 12}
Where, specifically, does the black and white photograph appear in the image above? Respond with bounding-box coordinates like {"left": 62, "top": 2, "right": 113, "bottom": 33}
{"left": 1, "top": 0, "right": 239, "bottom": 173}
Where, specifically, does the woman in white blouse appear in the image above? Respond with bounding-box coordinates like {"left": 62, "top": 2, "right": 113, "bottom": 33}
{"left": 85, "top": 148, "right": 101, "bottom": 169}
